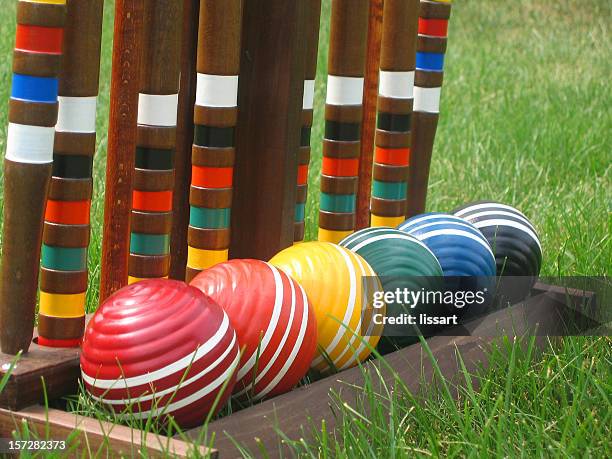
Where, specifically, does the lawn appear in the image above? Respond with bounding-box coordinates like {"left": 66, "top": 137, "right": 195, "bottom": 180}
{"left": 0, "top": 0, "right": 610, "bottom": 457}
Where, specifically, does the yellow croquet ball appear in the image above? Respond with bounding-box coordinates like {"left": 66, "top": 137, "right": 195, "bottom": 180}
{"left": 270, "top": 242, "right": 384, "bottom": 373}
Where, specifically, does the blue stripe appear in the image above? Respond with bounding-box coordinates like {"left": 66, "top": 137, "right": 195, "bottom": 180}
{"left": 416, "top": 52, "right": 445, "bottom": 72}
{"left": 11, "top": 74, "right": 59, "bottom": 103}
{"left": 295, "top": 203, "right": 305, "bottom": 222}
{"left": 189, "top": 206, "right": 231, "bottom": 229}
{"left": 41, "top": 245, "right": 87, "bottom": 271}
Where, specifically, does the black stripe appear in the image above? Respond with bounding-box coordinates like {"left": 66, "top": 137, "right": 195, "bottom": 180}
{"left": 300, "top": 126, "right": 311, "bottom": 147}
{"left": 52, "top": 155, "right": 93, "bottom": 179}
{"left": 377, "top": 112, "right": 411, "bottom": 132}
{"left": 324, "top": 120, "right": 361, "bottom": 142}
{"left": 135, "top": 147, "right": 174, "bottom": 170}
{"left": 194, "top": 125, "right": 235, "bottom": 148}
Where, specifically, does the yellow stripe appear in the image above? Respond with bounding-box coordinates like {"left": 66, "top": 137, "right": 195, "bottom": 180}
{"left": 187, "top": 247, "right": 228, "bottom": 270}
{"left": 370, "top": 214, "right": 405, "bottom": 228}
{"left": 30, "top": 0, "right": 67, "bottom": 4}
{"left": 128, "top": 276, "right": 169, "bottom": 285}
{"left": 39, "top": 292, "right": 85, "bottom": 318}
{"left": 317, "top": 228, "right": 353, "bottom": 244}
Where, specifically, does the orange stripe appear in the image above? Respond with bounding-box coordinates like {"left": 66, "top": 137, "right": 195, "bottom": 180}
{"left": 132, "top": 190, "right": 173, "bottom": 212}
{"left": 297, "top": 164, "right": 309, "bottom": 185}
{"left": 374, "top": 147, "right": 410, "bottom": 166}
{"left": 37, "top": 336, "right": 81, "bottom": 348}
{"left": 418, "top": 18, "right": 448, "bottom": 37}
{"left": 191, "top": 166, "right": 233, "bottom": 188}
{"left": 15, "top": 24, "right": 64, "bottom": 54}
{"left": 45, "top": 200, "right": 90, "bottom": 225}
{"left": 321, "top": 157, "right": 359, "bottom": 177}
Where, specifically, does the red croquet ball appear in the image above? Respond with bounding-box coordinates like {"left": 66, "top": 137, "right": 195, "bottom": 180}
{"left": 190, "top": 259, "right": 317, "bottom": 400}
{"left": 80, "top": 279, "right": 239, "bottom": 428}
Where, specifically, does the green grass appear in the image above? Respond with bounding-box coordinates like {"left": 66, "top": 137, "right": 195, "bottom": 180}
{"left": 0, "top": 0, "right": 610, "bottom": 457}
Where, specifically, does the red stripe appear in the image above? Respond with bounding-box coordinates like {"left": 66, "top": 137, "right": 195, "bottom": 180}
{"left": 132, "top": 191, "right": 173, "bottom": 212}
{"left": 15, "top": 24, "right": 64, "bottom": 54}
{"left": 321, "top": 157, "right": 359, "bottom": 177}
{"left": 45, "top": 200, "right": 90, "bottom": 225}
{"left": 374, "top": 147, "right": 410, "bottom": 166}
{"left": 37, "top": 337, "right": 82, "bottom": 348}
{"left": 418, "top": 18, "right": 448, "bottom": 37}
{"left": 297, "top": 165, "right": 308, "bottom": 185}
{"left": 191, "top": 166, "right": 233, "bottom": 188}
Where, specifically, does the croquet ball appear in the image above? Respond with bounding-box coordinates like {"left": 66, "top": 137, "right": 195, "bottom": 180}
{"left": 80, "top": 279, "right": 239, "bottom": 429}
{"left": 452, "top": 201, "right": 542, "bottom": 277}
{"left": 190, "top": 259, "right": 317, "bottom": 400}
{"left": 340, "top": 227, "right": 445, "bottom": 353}
{"left": 270, "top": 242, "right": 384, "bottom": 373}
{"left": 453, "top": 201, "right": 543, "bottom": 302}
{"left": 398, "top": 213, "right": 496, "bottom": 314}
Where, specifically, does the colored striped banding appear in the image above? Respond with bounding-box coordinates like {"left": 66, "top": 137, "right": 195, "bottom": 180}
{"left": 136, "top": 147, "right": 174, "bottom": 170}
{"left": 132, "top": 190, "right": 173, "bottom": 212}
{"left": 326, "top": 76, "right": 364, "bottom": 106}
{"left": 189, "top": 207, "right": 231, "bottom": 229}
{"left": 378, "top": 71, "right": 414, "bottom": 99}
{"left": 418, "top": 18, "right": 448, "bottom": 37}
{"left": 128, "top": 275, "right": 170, "bottom": 285}
{"left": 41, "top": 244, "right": 87, "bottom": 271}
{"left": 370, "top": 0, "right": 420, "bottom": 226}
{"left": 318, "top": 0, "right": 369, "bottom": 242}
{"left": 187, "top": 0, "right": 242, "bottom": 279}
{"left": 11, "top": 74, "right": 59, "bottom": 103}
{"left": 128, "top": 1, "right": 182, "bottom": 283}
{"left": 56, "top": 96, "right": 97, "bottom": 133}
{"left": 15, "top": 24, "right": 64, "bottom": 54}
{"left": 191, "top": 166, "right": 233, "bottom": 188}
{"left": 374, "top": 146, "right": 410, "bottom": 166}
{"left": 45, "top": 199, "right": 90, "bottom": 225}
{"left": 407, "top": 0, "right": 452, "bottom": 217}
{"left": 293, "top": 8, "right": 320, "bottom": 243}
{"left": 413, "top": 86, "right": 442, "bottom": 113}
{"left": 195, "top": 74, "right": 239, "bottom": 108}
{"left": 52, "top": 154, "right": 93, "bottom": 178}
{"left": 322, "top": 157, "right": 359, "bottom": 177}
{"left": 5, "top": 123, "right": 55, "bottom": 163}
{"left": 130, "top": 233, "right": 170, "bottom": 256}
{"left": 39, "top": 292, "right": 87, "bottom": 318}
{"left": 137, "top": 93, "right": 179, "bottom": 127}
{"left": 187, "top": 247, "right": 229, "bottom": 271}
{"left": 320, "top": 192, "right": 356, "bottom": 213}
{"left": 317, "top": 228, "right": 354, "bottom": 243}
{"left": 36, "top": 0, "right": 102, "bottom": 348}
{"left": 370, "top": 214, "right": 405, "bottom": 227}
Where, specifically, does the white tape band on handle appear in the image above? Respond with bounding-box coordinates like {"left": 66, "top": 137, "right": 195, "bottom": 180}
{"left": 378, "top": 71, "right": 414, "bottom": 99}
{"left": 5, "top": 123, "right": 55, "bottom": 164}
{"left": 137, "top": 93, "right": 179, "bottom": 127}
{"left": 326, "top": 75, "right": 364, "bottom": 106}
{"left": 196, "top": 74, "right": 239, "bottom": 108}
{"left": 303, "top": 79, "right": 315, "bottom": 110}
{"left": 56, "top": 96, "right": 98, "bottom": 133}
{"left": 413, "top": 86, "right": 441, "bottom": 113}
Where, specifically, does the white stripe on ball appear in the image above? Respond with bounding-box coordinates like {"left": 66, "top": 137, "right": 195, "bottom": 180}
{"left": 83, "top": 312, "right": 231, "bottom": 389}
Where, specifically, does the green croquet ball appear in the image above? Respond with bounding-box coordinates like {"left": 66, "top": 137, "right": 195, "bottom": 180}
{"left": 340, "top": 227, "right": 444, "bottom": 354}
